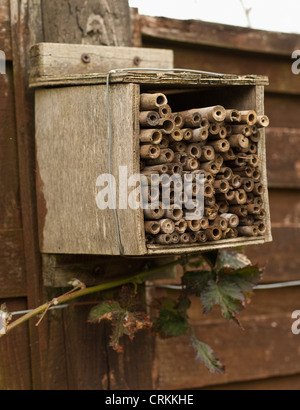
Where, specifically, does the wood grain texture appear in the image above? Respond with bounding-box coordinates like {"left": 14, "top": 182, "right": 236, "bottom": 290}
{"left": 30, "top": 43, "right": 174, "bottom": 78}
{"left": 0, "top": 0, "right": 12, "bottom": 60}
{"left": 35, "top": 83, "right": 146, "bottom": 255}
{"left": 41, "top": 0, "right": 132, "bottom": 47}
{"left": 140, "top": 15, "right": 300, "bottom": 57}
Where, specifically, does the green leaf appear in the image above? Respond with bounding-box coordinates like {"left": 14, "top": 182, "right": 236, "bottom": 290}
{"left": 221, "top": 265, "right": 263, "bottom": 294}
{"left": 216, "top": 250, "right": 251, "bottom": 272}
{"left": 190, "top": 331, "right": 225, "bottom": 374}
{"left": 89, "top": 301, "right": 124, "bottom": 323}
{"left": 182, "top": 270, "right": 216, "bottom": 297}
{"left": 155, "top": 297, "right": 191, "bottom": 337}
{"left": 200, "top": 279, "right": 244, "bottom": 326}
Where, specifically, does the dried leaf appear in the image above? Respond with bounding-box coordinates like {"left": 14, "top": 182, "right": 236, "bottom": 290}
{"left": 190, "top": 331, "right": 225, "bottom": 374}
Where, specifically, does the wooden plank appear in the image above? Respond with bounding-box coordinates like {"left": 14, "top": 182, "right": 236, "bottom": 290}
{"left": 155, "top": 313, "right": 300, "bottom": 389}
{"left": 0, "top": 0, "right": 12, "bottom": 60}
{"left": 265, "top": 93, "right": 300, "bottom": 129}
{"left": 269, "top": 189, "right": 300, "bottom": 227}
{"left": 266, "top": 128, "right": 300, "bottom": 188}
{"left": 246, "top": 227, "right": 300, "bottom": 283}
{"left": 0, "top": 230, "right": 26, "bottom": 298}
{"left": 41, "top": 0, "right": 132, "bottom": 46}
{"left": 140, "top": 15, "right": 300, "bottom": 58}
{"left": 0, "top": 64, "right": 22, "bottom": 230}
{"left": 35, "top": 83, "right": 146, "bottom": 255}
{"left": 202, "top": 373, "right": 300, "bottom": 390}
{"left": 30, "top": 43, "right": 174, "bottom": 78}
{"left": 0, "top": 298, "right": 32, "bottom": 389}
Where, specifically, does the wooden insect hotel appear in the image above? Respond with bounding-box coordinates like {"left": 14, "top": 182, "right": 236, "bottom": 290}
{"left": 30, "top": 43, "right": 272, "bottom": 256}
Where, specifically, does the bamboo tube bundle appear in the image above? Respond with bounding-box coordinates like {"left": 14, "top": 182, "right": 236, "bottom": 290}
{"left": 139, "top": 93, "right": 269, "bottom": 245}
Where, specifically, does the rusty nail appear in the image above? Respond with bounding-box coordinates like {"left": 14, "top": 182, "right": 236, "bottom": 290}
{"left": 82, "top": 54, "right": 91, "bottom": 64}
{"left": 133, "top": 56, "right": 141, "bottom": 66}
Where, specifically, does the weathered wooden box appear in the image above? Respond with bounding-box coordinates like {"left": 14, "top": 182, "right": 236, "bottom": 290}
{"left": 30, "top": 44, "right": 272, "bottom": 256}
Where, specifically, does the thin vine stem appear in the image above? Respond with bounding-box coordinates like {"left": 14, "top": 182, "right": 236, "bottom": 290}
{"left": 0, "top": 259, "right": 180, "bottom": 337}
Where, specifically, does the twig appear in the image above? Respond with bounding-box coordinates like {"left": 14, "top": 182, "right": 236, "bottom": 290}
{"left": 0, "top": 259, "right": 180, "bottom": 338}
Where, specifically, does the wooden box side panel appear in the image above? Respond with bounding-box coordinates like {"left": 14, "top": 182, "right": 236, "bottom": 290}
{"left": 35, "top": 83, "right": 146, "bottom": 255}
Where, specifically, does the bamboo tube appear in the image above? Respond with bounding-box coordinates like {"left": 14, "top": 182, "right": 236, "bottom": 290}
{"left": 155, "top": 234, "right": 172, "bottom": 245}
{"left": 184, "top": 208, "right": 203, "bottom": 220}
{"left": 215, "top": 167, "right": 233, "bottom": 180}
{"left": 178, "top": 110, "right": 202, "bottom": 128}
{"left": 173, "top": 152, "right": 188, "bottom": 166}
{"left": 158, "top": 219, "right": 175, "bottom": 234}
{"left": 228, "top": 205, "right": 248, "bottom": 217}
{"left": 141, "top": 186, "right": 160, "bottom": 203}
{"left": 165, "top": 163, "right": 183, "bottom": 174}
{"left": 172, "top": 113, "right": 185, "bottom": 129}
{"left": 175, "top": 219, "right": 188, "bottom": 234}
{"left": 215, "top": 153, "right": 224, "bottom": 167}
{"left": 231, "top": 125, "right": 252, "bottom": 136}
{"left": 145, "top": 234, "right": 155, "bottom": 244}
{"left": 253, "top": 221, "right": 266, "bottom": 235}
{"left": 229, "top": 189, "right": 247, "bottom": 205}
{"left": 253, "top": 183, "right": 264, "bottom": 196}
{"left": 238, "top": 215, "right": 255, "bottom": 226}
{"left": 209, "top": 139, "right": 230, "bottom": 153}
{"left": 245, "top": 204, "right": 261, "bottom": 214}
{"left": 200, "top": 160, "right": 219, "bottom": 175}
{"left": 221, "top": 148, "right": 236, "bottom": 161}
{"left": 182, "top": 106, "right": 226, "bottom": 122}
{"left": 222, "top": 228, "right": 238, "bottom": 239}
{"left": 158, "top": 104, "right": 172, "bottom": 118}
{"left": 165, "top": 206, "right": 183, "bottom": 221}
{"left": 229, "top": 175, "right": 242, "bottom": 189}
{"left": 140, "top": 129, "right": 163, "bottom": 144}
{"left": 140, "top": 144, "right": 161, "bottom": 159}
{"left": 204, "top": 171, "right": 214, "bottom": 184}
{"left": 169, "top": 129, "right": 184, "bottom": 142}
{"left": 200, "top": 146, "right": 215, "bottom": 161}
{"left": 228, "top": 134, "right": 249, "bottom": 150}
{"left": 253, "top": 196, "right": 263, "bottom": 206}
{"left": 204, "top": 205, "right": 219, "bottom": 220}
{"left": 170, "top": 141, "right": 186, "bottom": 152}
{"left": 143, "top": 203, "right": 165, "bottom": 220}
{"left": 187, "top": 220, "right": 202, "bottom": 232}
{"left": 197, "top": 231, "right": 207, "bottom": 243}
{"left": 224, "top": 124, "right": 232, "bottom": 136}
{"left": 185, "top": 143, "right": 202, "bottom": 159}
{"left": 225, "top": 109, "right": 242, "bottom": 123}
{"left": 159, "top": 136, "right": 169, "bottom": 149}
{"left": 139, "top": 111, "right": 160, "bottom": 127}
{"left": 159, "top": 118, "right": 176, "bottom": 134}
{"left": 220, "top": 213, "right": 239, "bottom": 228}
{"left": 241, "top": 177, "right": 254, "bottom": 192}
{"left": 219, "top": 126, "right": 227, "bottom": 139}
{"left": 171, "top": 232, "right": 180, "bottom": 244}
{"left": 200, "top": 217, "right": 209, "bottom": 230}
{"left": 212, "top": 216, "right": 228, "bottom": 231}
{"left": 213, "top": 179, "right": 230, "bottom": 194}
{"left": 209, "top": 123, "right": 220, "bottom": 135}
{"left": 231, "top": 166, "right": 254, "bottom": 178}
{"left": 143, "top": 164, "right": 168, "bottom": 174}
{"left": 237, "top": 226, "right": 259, "bottom": 237}
{"left": 140, "top": 172, "right": 160, "bottom": 186}
{"left": 205, "top": 196, "right": 216, "bottom": 206}
{"left": 217, "top": 200, "right": 229, "bottom": 214}
{"left": 184, "top": 157, "right": 199, "bottom": 171}
{"left": 248, "top": 142, "right": 257, "bottom": 154}
{"left": 188, "top": 232, "right": 198, "bottom": 243}
{"left": 146, "top": 148, "right": 175, "bottom": 165}
{"left": 255, "top": 209, "right": 266, "bottom": 220}
{"left": 206, "top": 227, "right": 222, "bottom": 241}
{"left": 191, "top": 127, "right": 209, "bottom": 142}
{"left": 246, "top": 192, "right": 254, "bottom": 203}
{"left": 144, "top": 221, "right": 161, "bottom": 235}
{"left": 140, "top": 93, "right": 168, "bottom": 110}
{"left": 182, "top": 128, "right": 193, "bottom": 141}
{"left": 203, "top": 183, "right": 215, "bottom": 198}
{"left": 250, "top": 129, "right": 261, "bottom": 143}
{"left": 200, "top": 118, "right": 210, "bottom": 128}
{"left": 226, "top": 156, "right": 247, "bottom": 168}
{"left": 256, "top": 115, "right": 269, "bottom": 128}
{"left": 239, "top": 110, "right": 257, "bottom": 126}
{"left": 246, "top": 154, "right": 259, "bottom": 167}
{"left": 180, "top": 233, "right": 190, "bottom": 243}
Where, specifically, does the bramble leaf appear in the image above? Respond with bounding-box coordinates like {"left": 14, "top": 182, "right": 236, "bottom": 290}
{"left": 155, "top": 297, "right": 191, "bottom": 337}
{"left": 182, "top": 270, "right": 216, "bottom": 296}
{"left": 190, "top": 331, "right": 225, "bottom": 374}
{"left": 216, "top": 250, "right": 251, "bottom": 272}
